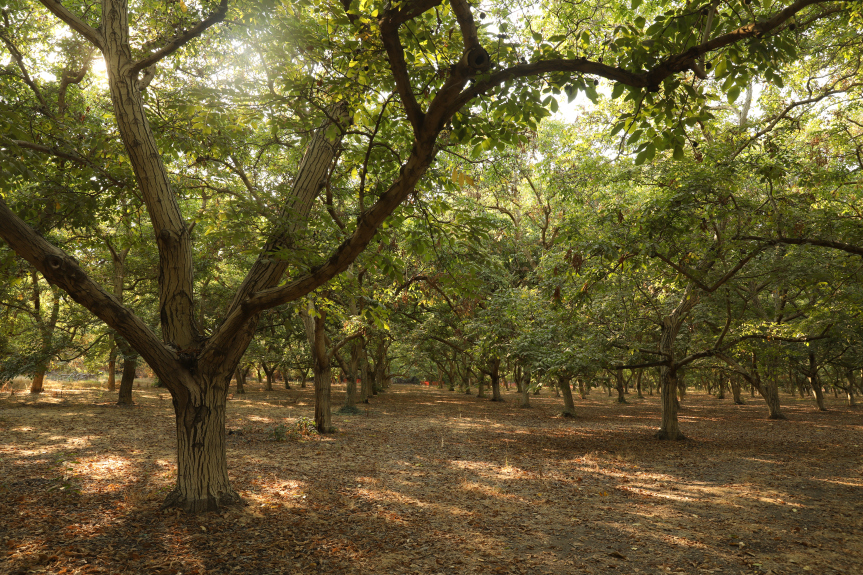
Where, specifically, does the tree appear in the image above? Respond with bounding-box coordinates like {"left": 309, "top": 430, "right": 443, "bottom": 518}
{"left": 1, "top": 0, "right": 845, "bottom": 511}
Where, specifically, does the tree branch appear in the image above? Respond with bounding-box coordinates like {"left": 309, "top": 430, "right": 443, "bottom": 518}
{"left": 0, "top": 197, "right": 179, "bottom": 382}
{"left": 37, "top": 0, "right": 103, "bottom": 49}
{"left": 129, "top": 0, "right": 229, "bottom": 77}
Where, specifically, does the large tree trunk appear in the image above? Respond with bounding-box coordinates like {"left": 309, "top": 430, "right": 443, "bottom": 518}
{"left": 161, "top": 369, "right": 240, "bottom": 512}
{"left": 558, "top": 375, "right": 576, "bottom": 417}
{"left": 477, "top": 372, "right": 486, "bottom": 398}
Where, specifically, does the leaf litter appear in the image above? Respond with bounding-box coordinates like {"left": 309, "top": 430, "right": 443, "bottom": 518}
{"left": 1, "top": 382, "right": 861, "bottom": 574}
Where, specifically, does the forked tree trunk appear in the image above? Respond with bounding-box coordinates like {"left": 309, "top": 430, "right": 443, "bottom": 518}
{"left": 655, "top": 285, "right": 699, "bottom": 440}
{"left": 558, "top": 375, "right": 576, "bottom": 417}
{"left": 262, "top": 363, "right": 275, "bottom": 392}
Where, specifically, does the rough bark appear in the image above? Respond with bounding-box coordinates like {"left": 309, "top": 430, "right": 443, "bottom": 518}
{"left": 161, "top": 368, "right": 240, "bottom": 512}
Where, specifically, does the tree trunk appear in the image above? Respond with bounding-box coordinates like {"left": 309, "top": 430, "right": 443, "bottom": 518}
{"left": 716, "top": 372, "right": 726, "bottom": 399}
{"left": 558, "top": 375, "right": 576, "bottom": 417}
{"left": 614, "top": 369, "right": 627, "bottom": 404}
{"left": 161, "top": 369, "right": 240, "bottom": 512}
{"left": 30, "top": 371, "right": 46, "bottom": 394}
{"left": 730, "top": 375, "right": 744, "bottom": 405}
{"left": 635, "top": 369, "right": 644, "bottom": 399}
{"left": 359, "top": 348, "right": 370, "bottom": 403}
{"left": 30, "top": 273, "right": 61, "bottom": 394}
{"left": 301, "top": 302, "right": 332, "bottom": 433}
{"left": 845, "top": 371, "right": 857, "bottom": 407}
{"left": 489, "top": 358, "right": 503, "bottom": 402}
{"left": 655, "top": 285, "right": 699, "bottom": 440}
{"left": 234, "top": 367, "right": 247, "bottom": 394}
{"left": 117, "top": 353, "right": 137, "bottom": 405}
{"left": 342, "top": 340, "right": 360, "bottom": 411}
{"left": 107, "top": 341, "right": 118, "bottom": 392}
{"left": 281, "top": 365, "right": 292, "bottom": 389}
{"left": 520, "top": 368, "right": 531, "bottom": 408}
{"left": 808, "top": 353, "right": 826, "bottom": 411}
{"left": 477, "top": 372, "right": 486, "bottom": 398}
{"left": 578, "top": 378, "right": 587, "bottom": 399}
{"left": 262, "top": 363, "right": 275, "bottom": 392}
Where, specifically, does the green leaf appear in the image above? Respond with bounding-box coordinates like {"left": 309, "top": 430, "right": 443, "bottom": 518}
{"left": 727, "top": 86, "right": 741, "bottom": 104}
{"left": 611, "top": 83, "right": 625, "bottom": 100}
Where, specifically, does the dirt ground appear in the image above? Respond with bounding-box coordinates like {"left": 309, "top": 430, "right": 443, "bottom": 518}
{"left": 0, "top": 379, "right": 860, "bottom": 575}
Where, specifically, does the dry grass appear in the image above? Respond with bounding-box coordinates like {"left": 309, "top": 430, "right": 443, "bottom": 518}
{"left": 1, "top": 379, "right": 861, "bottom": 575}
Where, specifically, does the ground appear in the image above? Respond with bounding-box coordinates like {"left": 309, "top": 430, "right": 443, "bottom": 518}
{"left": 0, "top": 379, "right": 860, "bottom": 575}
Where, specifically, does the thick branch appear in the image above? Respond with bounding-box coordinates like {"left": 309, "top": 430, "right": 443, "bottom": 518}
{"left": 741, "top": 236, "right": 863, "bottom": 257}
{"left": 380, "top": 11, "right": 425, "bottom": 132}
{"left": 0, "top": 197, "right": 179, "bottom": 381}
{"left": 129, "top": 0, "right": 229, "bottom": 76}
{"left": 37, "top": 0, "right": 103, "bottom": 49}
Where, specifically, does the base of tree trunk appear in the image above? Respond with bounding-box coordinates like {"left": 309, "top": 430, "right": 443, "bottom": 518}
{"left": 489, "top": 397, "right": 505, "bottom": 402}
{"left": 160, "top": 487, "right": 243, "bottom": 513}
{"left": 653, "top": 429, "right": 686, "bottom": 440}
{"left": 766, "top": 412, "right": 788, "bottom": 420}
{"left": 734, "top": 399, "right": 745, "bottom": 405}
{"left": 337, "top": 405, "right": 360, "bottom": 415}
{"left": 560, "top": 411, "right": 576, "bottom": 418}
{"left": 617, "top": 397, "right": 628, "bottom": 404}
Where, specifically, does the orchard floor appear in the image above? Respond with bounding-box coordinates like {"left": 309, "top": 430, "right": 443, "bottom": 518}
{"left": 1, "top": 381, "right": 861, "bottom": 575}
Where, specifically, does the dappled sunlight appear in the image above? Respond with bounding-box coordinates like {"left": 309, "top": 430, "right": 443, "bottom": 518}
{"left": 2, "top": 384, "right": 860, "bottom": 574}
